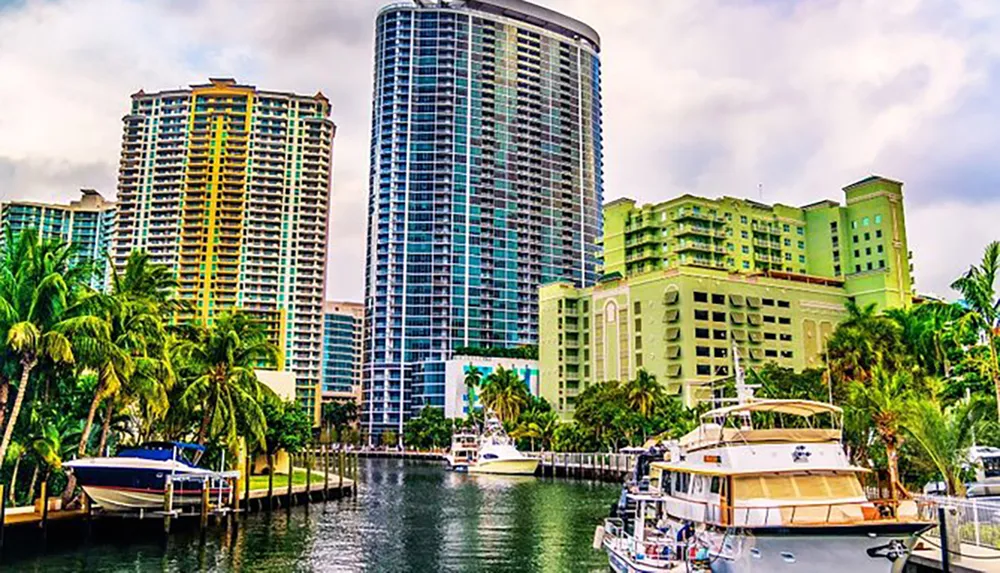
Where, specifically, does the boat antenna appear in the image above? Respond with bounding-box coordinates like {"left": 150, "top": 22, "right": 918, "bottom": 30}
{"left": 733, "top": 344, "right": 758, "bottom": 430}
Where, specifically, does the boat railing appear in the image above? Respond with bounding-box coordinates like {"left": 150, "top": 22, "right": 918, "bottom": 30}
{"left": 726, "top": 500, "right": 919, "bottom": 527}
{"left": 917, "top": 495, "right": 1000, "bottom": 550}
{"left": 602, "top": 518, "right": 679, "bottom": 564}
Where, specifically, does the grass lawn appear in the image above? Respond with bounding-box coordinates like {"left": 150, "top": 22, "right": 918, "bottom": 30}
{"left": 248, "top": 468, "right": 316, "bottom": 491}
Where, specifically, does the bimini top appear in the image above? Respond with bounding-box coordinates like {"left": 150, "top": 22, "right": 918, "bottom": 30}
{"left": 702, "top": 399, "right": 842, "bottom": 421}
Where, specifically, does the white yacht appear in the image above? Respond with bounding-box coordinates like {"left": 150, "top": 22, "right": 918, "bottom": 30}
{"left": 447, "top": 415, "right": 539, "bottom": 476}
{"left": 598, "top": 353, "right": 932, "bottom": 572}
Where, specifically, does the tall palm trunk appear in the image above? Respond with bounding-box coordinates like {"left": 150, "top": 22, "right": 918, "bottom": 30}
{"left": 989, "top": 332, "right": 1000, "bottom": 420}
{"left": 0, "top": 358, "right": 36, "bottom": 465}
{"left": 885, "top": 440, "right": 901, "bottom": 502}
{"left": 27, "top": 464, "right": 39, "bottom": 505}
{"left": 78, "top": 385, "right": 105, "bottom": 457}
{"left": 9, "top": 453, "right": 21, "bottom": 504}
{"left": 0, "top": 381, "right": 9, "bottom": 435}
{"left": 97, "top": 400, "right": 114, "bottom": 456}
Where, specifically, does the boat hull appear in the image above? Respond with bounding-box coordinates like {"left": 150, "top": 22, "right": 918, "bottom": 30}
{"left": 709, "top": 524, "right": 930, "bottom": 573}
{"left": 66, "top": 459, "right": 230, "bottom": 511}
{"left": 468, "top": 458, "right": 539, "bottom": 475}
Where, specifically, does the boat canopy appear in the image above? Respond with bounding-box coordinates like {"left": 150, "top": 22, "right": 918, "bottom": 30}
{"left": 701, "top": 399, "right": 842, "bottom": 421}
{"left": 116, "top": 442, "right": 204, "bottom": 464}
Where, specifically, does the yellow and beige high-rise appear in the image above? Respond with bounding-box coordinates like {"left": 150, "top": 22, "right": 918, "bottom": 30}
{"left": 112, "top": 78, "right": 336, "bottom": 420}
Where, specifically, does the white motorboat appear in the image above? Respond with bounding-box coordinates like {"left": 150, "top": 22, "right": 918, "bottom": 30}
{"left": 598, "top": 349, "right": 932, "bottom": 573}
{"left": 447, "top": 415, "right": 539, "bottom": 476}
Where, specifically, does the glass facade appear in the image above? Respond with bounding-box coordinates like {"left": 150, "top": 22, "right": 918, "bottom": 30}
{"left": 363, "top": 0, "right": 603, "bottom": 439}
{"left": 322, "top": 303, "right": 364, "bottom": 396}
{"left": 0, "top": 190, "right": 116, "bottom": 290}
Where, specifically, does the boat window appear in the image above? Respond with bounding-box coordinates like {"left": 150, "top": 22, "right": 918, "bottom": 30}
{"left": 733, "top": 473, "right": 864, "bottom": 501}
{"left": 709, "top": 477, "right": 721, "bottom": 494}
{"left": 983, "top": 456, "right": 1000, "bottom": 478}
{"left": 482, "top": 453, "right": 499, "bottom": 460}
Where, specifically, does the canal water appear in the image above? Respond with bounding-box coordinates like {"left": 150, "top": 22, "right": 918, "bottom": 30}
{"left": 5, "top": 458, "right": 620, "bottom": 572}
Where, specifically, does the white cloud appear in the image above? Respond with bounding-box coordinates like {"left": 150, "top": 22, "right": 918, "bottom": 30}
{"left": 0, "top": 0, "right": 998, "bottom": 301}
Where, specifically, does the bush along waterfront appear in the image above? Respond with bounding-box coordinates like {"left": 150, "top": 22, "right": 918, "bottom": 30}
{"left": 0, "top": 229, "right": 318, "bottom": 508}
{"left": 402, "top": 242, "right": 1000, "bottom": 498}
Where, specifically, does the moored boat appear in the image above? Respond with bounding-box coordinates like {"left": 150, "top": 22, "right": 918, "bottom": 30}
{"left": 64, "top": 442, "right": 233, "bottom": 511}
{"left": 446, "top": 415, "right": 539, "bottom": 476}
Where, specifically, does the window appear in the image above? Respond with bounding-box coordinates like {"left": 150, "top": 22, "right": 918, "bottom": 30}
{"left": 854, "top": 249, "right": 860, "bottom": 258}
{"left": 741, "top": 231, "right": 749, "bottom": 239}
{"left": 833, "top": 251, "right": 840, "bottom": 261}
{"left": 697, "top": 364, "right": 711, "bottom": 376}
{"left": 877, "top": 245, "right": 884, "bottom": 253}
{"left": 713, "top": 329, "right": 728, "bottom": 340}
{"left": 710, "top": 477, "right": 721, "bottom": 494}
{"left": 740, "top": 216, "right": 748, "bottom": 224}
{"left": 742, "top": 245, "right": 749, "bottom": 254}
{"left": 863, "top": 217, "right": 870, "bottom": 226}
{"left": 763, "top": 298, "right": 775, "bottom": 306}
{"left": 855, "top": 264, "right": 861, "bottom": 273}
{"left": 832, "top": 236, "right": 839, "bottom": 247}
{"left": 695, "top": 328, "right": 710, "bottom": 339}
{"left": 635, "top": 318, "right": 642, "bottom": 330}
{"left": 636, "top": 354, "right": 643, "bottom": 367}
{"left": 727, "top": 243, "right": 734, "bottom": 251}
{"left": 852, "top": 221, "right": 858, "bottom": 229}
{"left": 765, "top": 349, "right": 778, "bottom": 358}
{"left": 867, "top": 261, "right": 873, "bottom": 270}
{"left": 784, "top": 253, "right": 792, "bottom": 261}
{"left": 864, "top": 232, "right": 870, "bottom": 241}
{"left": 777, "top": 300, "right": 790, "bottom": 308}
{"left": 763, "top": 315, "right": 776, "bottom": 323}
{"left": 781, "top": 350, "right": 793, "bottom": 358}
{"left": 879, "top": 259, "right": 886, "bottom": 269}
{"left": 783, "top": 224, "right": 790, "bottom": 232}
{"left": 798, "top": 255, "right": 805, "bottom": 263}
{"left": 778, "top": 317, "right": 791, "bottom": 325}
{"left": 780, "top": 333, "right": 793, "bottom": 341}
{"left": 876, "top": 230, "right": 883, "bottom": 239}
{"left": 764, "top": 332, "right": 777, "bottom": 340}
{"left": 696, "top": 346, "right": 710, "bottom": 357}
{"left": 784, "top": 238, "right": 791, "bottom": 247}
{"left": 694, "top": 292, "right": 708, "bottom": 303}
{"left": 865, "top": 247, "right": 872, "bottom": 255}
{"left": 830, "top": 221, "right": 838, "bottom": 231}
{"left": 695, "top": 309, "right": 709, "bottom": 320}
{"left": 853, "top": 235, "right": 859, "bottom": 244}
{"left": 742, "top": 261, "right": 750, "bottom": 269}
{"left": 875, "top": 214, "right": 882, "bottom": 224}
{"left": 712, "top": 294, "right": 726, "bottom": 305}
{"left": 714, "top": 347, "right": 729, "bottom": 358}
{"left": 634, "top": 301, "right": 641, "bottom": 314}
{"left": 715, "top": 366, "right": 730, "bottom": 376}
{"left": 712, "top": 311, "right": 726, "bottom": 322}
{"left": 797, "top": 227, "right": 804, "bottom": 236}
{"left": 834, "top": 265, "right": 841, "bottom": 275}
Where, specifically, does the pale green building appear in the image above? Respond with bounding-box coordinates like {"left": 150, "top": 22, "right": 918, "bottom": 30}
{"left": 539, "top": 176, "right": 915, "bottom": 413}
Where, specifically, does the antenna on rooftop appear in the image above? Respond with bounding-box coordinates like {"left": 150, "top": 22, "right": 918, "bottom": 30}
{"left": 758, "top": 183, "right": 763, "bottom": 201}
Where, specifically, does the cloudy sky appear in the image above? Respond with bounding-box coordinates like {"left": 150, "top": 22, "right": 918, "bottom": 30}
{"left": 1, "top": 0, "right": 997, "bottom": 301}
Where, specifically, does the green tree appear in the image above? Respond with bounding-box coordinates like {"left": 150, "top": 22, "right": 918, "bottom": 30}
{"left": 512, "top": 409, "right": 559, "bottom": 452}
{"left": 479, "top": 366, "right": 529, "bottom": 423}
{"left": 826, "top": 300, "right": 911, "bottom": 402}
{"left": 381, "top": 429, "right": 398, "bottom": 448}
{"left": 848, "top": 367, "right": 913, "bottom": 500}
{"left": 171, "top": 313, "right": 279, "bottom": 452}
{"left": 904, "top": 397, "right": 992, "bottom": 496}
{"left": 463, "top": 364, "right": 483, "bottom": 413}
{"left": 625, "top": 369, "right": 663, "bottom": 417}
{"left": 403, "top": 407, "right": 454, "bottom": 450}
{"left": 951, "top": 241, "right": 1000, "bottom": 417}
{"left": 259, "top": 398, "right": 312, "bottom": 499}
{"left": 321, "top": 400, "right": 358, "bottom": 444}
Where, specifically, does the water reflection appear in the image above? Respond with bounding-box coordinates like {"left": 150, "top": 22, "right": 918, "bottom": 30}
{"left": 6, "top": 458, "right": 618, "bottom": 572}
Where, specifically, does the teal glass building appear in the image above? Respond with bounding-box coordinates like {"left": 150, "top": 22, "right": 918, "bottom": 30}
{"left": 0, "top": 189, "right": 116, "bottom": 290}
{"left": 363, "top": 0, "right": 603, "bottom": 439}
{"left": 322, "top": 301, "right": 364, "bottom": 399}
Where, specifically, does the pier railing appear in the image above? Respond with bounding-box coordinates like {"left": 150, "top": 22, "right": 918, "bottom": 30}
{"left": 917, "top": 495, "right": 1000, "bottom": 550}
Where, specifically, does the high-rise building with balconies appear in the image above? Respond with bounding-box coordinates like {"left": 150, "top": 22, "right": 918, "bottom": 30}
{"left": 363, "top": 0, "right": 604, "bottom": 440}
{"left": 0, "top": 189, "right": 116, "bottom": 290}
{"left": 111, "top": 78, "right": 336, "bottom": 420}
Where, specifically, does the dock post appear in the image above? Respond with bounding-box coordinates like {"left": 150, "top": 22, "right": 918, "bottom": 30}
{"left": 164, "top": 480, "right": 174, "bottom": 534}
{"left": 353, "top": 452, "right": 359, "bottom": 496}
{"left": 306, "top": 448, "right": 312, "bottom": 499}
{"left": 938, "top": 506, "right": 951, "bottom": 572}
{"left": 287, "top": 454, "right": 294, "bottom": 505}
{"left": 201, "top": 479, "right": 210, "bottom": 528}
{"left": 323, "top": 445, "right": 330, "bottom": 501}
{"left": 244, "top": 451, "right": 251, "bottom": 510}
{"left": 40, "top": 481, "right": 49, "bottom": 533}
{"left": 267, "top": 457, "right": 275, "bottom": 511}
{"left": 0, "top": 483, "right": 6, "bottom": 551}
{"left": 338, "top": 449, "right": 345, "bottom": 494}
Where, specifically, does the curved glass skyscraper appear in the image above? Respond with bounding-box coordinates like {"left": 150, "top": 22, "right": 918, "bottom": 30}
{"left": 363, "top": 0, "right": 603, "bottom": 439}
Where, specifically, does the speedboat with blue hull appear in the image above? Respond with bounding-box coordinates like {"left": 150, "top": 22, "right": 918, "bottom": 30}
{"left": 64, "top": 442, "right": 232, "bottom": 511}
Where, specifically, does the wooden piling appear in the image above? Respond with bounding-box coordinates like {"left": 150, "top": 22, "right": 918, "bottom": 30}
{"left": 244, "top": 451, "right": 251, "bottom": 509}
{"left": 323, "top": 445, "right": 330, "bottom": 501}
{"left": 40, "top": 481, "right": 49, "bottom": 532}
{"left": 338, "top": 449, "right": 345, "bottom": 493}
{"left": 287, "top": 454, "right": 294, "bottom": 505}
{"left": 163, "top": 481, "right": 174, "bottom": 534}
{"left": 200, "top": 480, "right": 210, "bottom": 528}
{"left": 306, "top": 448, "right": 312, "bottom": 498}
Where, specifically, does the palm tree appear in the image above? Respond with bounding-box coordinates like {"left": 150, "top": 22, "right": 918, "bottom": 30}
{"left": 904, "top": 397, "right": 991, "bottom": 496}
{"left": 171, "top": 313, "right": 279, "bottom": 452}
{"left": 479, "top": 366, "right": 529, "bottom": 423}
{"left": 951, "top": 241, "right": 1000, "bottom": 417}
{"left": 321, "top": 400, "right": 358, "bottom": 443}
{"left": 848, "top": 367, "right": 913, "bottom": 500}
{"left": 0, "top": 230, "right": 105, "bottom": 465}
{"left": 463, "top": 364, "right": 482, "bottom": 413}
{"left": 826, "top": 300, "right": 910, "bottom": 402}
{"left": 626, "top": 369, "right": 662, "bottom": 417}
{"left": 5, "top": 440, "right": 24, "bottom": 504}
